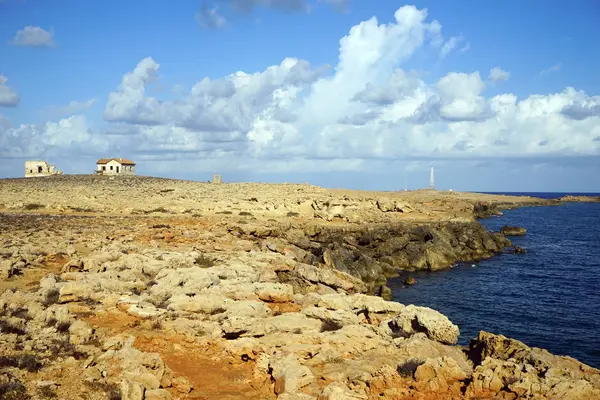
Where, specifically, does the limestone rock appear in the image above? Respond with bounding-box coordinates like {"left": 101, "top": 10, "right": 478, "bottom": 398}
{"left": 120, "top": 379, "right": 145, "bottom": 400}
{"left": 500, "top": 225, "right": 527, "bottom": 236}
{"left": 172, "top": 376, "right": 193, "bottom": 393}
{"left": 301, "top": 306, "right": 360, "bottom": 326}
{"left": 255, "top": 282, "right": 294, "bottom": 303}
{"left": 58, "top": 281, "right": 95, "bottom": 303}
{"left": 385, "top": 305, "right": 459, "bottom": 345}
{"left": 225, "top": 300, "right": 272, "bottom": 318}
{"left": 68, "top": 320, "right": 94, "bottom": 344}
{"left": 414, "top": 356, "right": 468, "bottom": 391}
{"left": 167, "top": 293, "right": 230, "bottom": 314}
{"left": 278, "top": 393, "right": 316, "bottom": 400}
{"left": 270, "top": 355, "right": 314, "bottom": 394}
{"left": 317, "top": 382, "right": 368, "bottom": 399}
{"left": 145, "top": 389, "right": 172, "bottom": 400}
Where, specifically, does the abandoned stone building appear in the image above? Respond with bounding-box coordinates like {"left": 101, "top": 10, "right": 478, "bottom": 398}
{"left": 24, "top": 160, "right": 63, "bottom": 178}
{"left": 96, "top": 158, "right": 136, "bottom": 176}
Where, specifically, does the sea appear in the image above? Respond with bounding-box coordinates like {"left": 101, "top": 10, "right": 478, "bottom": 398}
{"left": 389, "top": 193, "right": 600, "bottom": 368}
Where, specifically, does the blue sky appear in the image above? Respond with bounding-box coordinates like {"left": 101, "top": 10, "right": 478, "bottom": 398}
{"left": 1, "top": 0, "right": 599, "bottom": 191}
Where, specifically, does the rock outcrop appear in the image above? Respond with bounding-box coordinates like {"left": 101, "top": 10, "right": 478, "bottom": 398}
{"left": 0, "top": 176, "right": 593, "bottom": 400}
{"left": 500, "top": 225, "right": 527, "bottom": 236}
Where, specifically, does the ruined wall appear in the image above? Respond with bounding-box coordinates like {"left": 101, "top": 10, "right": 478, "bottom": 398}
{"left": 24, "top": 161, "right": 62, "bottom": 178}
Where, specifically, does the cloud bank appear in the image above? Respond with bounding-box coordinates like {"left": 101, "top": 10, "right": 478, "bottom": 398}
{"left": 1, "top": 5, "right": 599, "bottom": 179}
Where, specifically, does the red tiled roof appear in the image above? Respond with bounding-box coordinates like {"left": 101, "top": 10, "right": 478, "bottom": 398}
{"left": 96, "top": 158, "right": 136, "bottom": 165}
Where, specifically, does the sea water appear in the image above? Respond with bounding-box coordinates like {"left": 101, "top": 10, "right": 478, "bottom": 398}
{"left": 389, "top": 194, "right": 600, "bottom": 368}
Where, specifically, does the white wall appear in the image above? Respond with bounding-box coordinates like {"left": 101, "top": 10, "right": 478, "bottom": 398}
{"left": 97, "top": 160, "right": 135, "bottom": 175}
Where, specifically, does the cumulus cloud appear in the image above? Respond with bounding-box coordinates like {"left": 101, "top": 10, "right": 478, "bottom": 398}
{"left": 0, "top": 115, "right": 110, "bottom": 158}
{"left": 104, "top": 56, "right": 329, "bottom": 133}
{"left": 4, "top": 5, "right": 599, "bottom": 176}
{"left": 10, "top": 26, "right": 55, "bottom": 47}
{"left": 43, "top": 98, "right": 96, "bottom": 116}
{"left": 94, "top": 5, "right": 600, "bottom": 171}
{"left": 560, "top": 91, "right": 600, "bottom": 120}
{"left": 0, "top": 75, "right": 19, "bottom": 107}
{"left": 196, "top": 3, "right": 227, "bottom": 29}
{"left": 488, "top": 67, "right": 510, "bottom": 82}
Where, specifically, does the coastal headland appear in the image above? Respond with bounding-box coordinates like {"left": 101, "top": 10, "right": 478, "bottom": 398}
{"left": 1, "top": 175, "right": 598, "bottom": 400}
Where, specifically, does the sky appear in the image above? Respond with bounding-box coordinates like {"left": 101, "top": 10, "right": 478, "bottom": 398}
{"left": 0, "top": 0, "right": 599, "bottom": 192}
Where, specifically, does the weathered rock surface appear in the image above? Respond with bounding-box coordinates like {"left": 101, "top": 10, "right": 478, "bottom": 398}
{"left": 0, "top": 176, "right": 589, "bottom": 400}
{"left": 500, "top": 225, "right": 527, "bottom": 236}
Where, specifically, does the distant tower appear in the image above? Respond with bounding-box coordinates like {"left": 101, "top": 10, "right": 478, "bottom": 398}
{"left": 429, "top": 166, "right": 435, "bottom": 190}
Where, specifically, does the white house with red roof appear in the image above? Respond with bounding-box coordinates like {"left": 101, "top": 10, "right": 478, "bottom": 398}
{"left": 95, "top": 157, "right": 136, "bottom": 176}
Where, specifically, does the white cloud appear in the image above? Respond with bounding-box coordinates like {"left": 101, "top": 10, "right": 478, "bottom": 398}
{"left": 0, "top": 75, "right": 19, "bottom": 107}
{"left": 10, "top": 26, "right": 55, "bottom": 47}
{"left": 43, "top": 98, "right": 96, "bottom": 116}
{"left": 94, "top": 5, "right": 599, "bottom": 172}
{"left": 440, "top": 35, "right": 464, "bottom": 58}
{"left": 196, "top": 3, "right": 227, "bottom": 29}
{"left": 539, "top": 63, "right": 561, "bottom": 76}
{"left": 0, "top": 115, "right": 110, "bottom": 158}
{"left": 3, "top": 5, "right": 599, "bottom": 176}
{"left": 488, "top": 67, "right": 510, "bottom": 83}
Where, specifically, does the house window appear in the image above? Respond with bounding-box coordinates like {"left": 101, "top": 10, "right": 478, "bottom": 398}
{"left": 102, "top": 166, "right": 106, "bottom": 171}
{"left": 38, "top": 166, "right": 43, "bottom": 173}
{"left": 110, "top": 166, "right": 113, "bottom": 170}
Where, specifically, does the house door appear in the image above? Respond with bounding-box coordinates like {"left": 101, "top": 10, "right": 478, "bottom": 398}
{"left": 38, "top": 166, "right": 43, "bottom": 173}
{"left": 116, "top": 166, "right": 120, "bottom": 173}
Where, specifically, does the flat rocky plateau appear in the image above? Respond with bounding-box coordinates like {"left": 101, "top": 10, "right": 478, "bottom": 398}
{"left": 0, "top": 175, "right": 598, "bottom": 400}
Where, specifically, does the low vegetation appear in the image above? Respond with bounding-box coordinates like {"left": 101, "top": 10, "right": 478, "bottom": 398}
{"left": 320, "top": 319, "right": 343, "bottom": 332}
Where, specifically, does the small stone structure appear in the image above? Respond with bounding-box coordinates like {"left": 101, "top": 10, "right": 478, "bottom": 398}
{"left": 212, "top": 174, "right": 222, "bottom": 184}
{"left": 96, "top": 158, "right": 136, "bottom": 176}
{"left": 24, "top": 160, "right": 62, "bottom": 178}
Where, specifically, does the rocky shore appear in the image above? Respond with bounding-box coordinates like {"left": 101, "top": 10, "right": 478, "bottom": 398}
{"left": 1, "top": 175, "right": 597, "bottom": 400}
{"left": 558, "top": 195, "right": 600, "bottom": 203}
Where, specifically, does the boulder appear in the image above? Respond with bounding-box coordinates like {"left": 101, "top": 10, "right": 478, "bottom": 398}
{"left": 500, "top": 225, "right": 527, "bottom": 236}
{"left": 414, "top": 356, "right": 469, "bottom": 391}
{"left": 270, "top": 355, "right": 314, "bottom": 395}
{"left": 0, "top": 259, "right": 16, "bottom": 279}
{"left": 384, "top": 305, "right": 459, "bottom": 345}
{"left": 68, "top": 320, "right": 94, "bottom": 344}
{"left": 404, "top": 277, "right": 416, "bottom": 285}
{"left": 58, "top": 281, "right": 95, "bottom": 303}
{"left": 254, "top": 282, "right": 294, "bottom": 303}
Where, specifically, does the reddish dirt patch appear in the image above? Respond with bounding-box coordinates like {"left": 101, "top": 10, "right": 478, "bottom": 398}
{"left": 267, "top": 302, "right": 302, "bottom": 314}
{"left": 134, "top": 335, "right": 276, "bottom": 400}
{"left": 84, "top": 310, "right": 143, "bottom": 333}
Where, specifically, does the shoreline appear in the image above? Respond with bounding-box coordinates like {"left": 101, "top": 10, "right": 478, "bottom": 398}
{"left": 1, "top": 176, "right": 598, "bottom": 399}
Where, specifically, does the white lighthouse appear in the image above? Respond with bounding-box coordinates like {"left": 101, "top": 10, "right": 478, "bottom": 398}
{"left": 429, "top": 166, "right": 435, "bottom": 190}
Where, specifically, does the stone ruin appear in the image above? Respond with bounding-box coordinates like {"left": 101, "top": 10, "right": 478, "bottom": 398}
{"left": 24, "top": 160, "right": 63, "bottom": 178}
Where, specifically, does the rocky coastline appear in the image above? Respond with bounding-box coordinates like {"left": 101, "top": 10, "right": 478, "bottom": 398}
{"left": 1, "top": 175, "right": 598, "bottom": 400}
{"left": 558, "top": 195, "right": 600, "bottom": 203}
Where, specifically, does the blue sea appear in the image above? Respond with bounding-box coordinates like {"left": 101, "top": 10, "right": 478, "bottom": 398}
{"left": 389, "top": 193, "right": 600, "bottom": 368}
